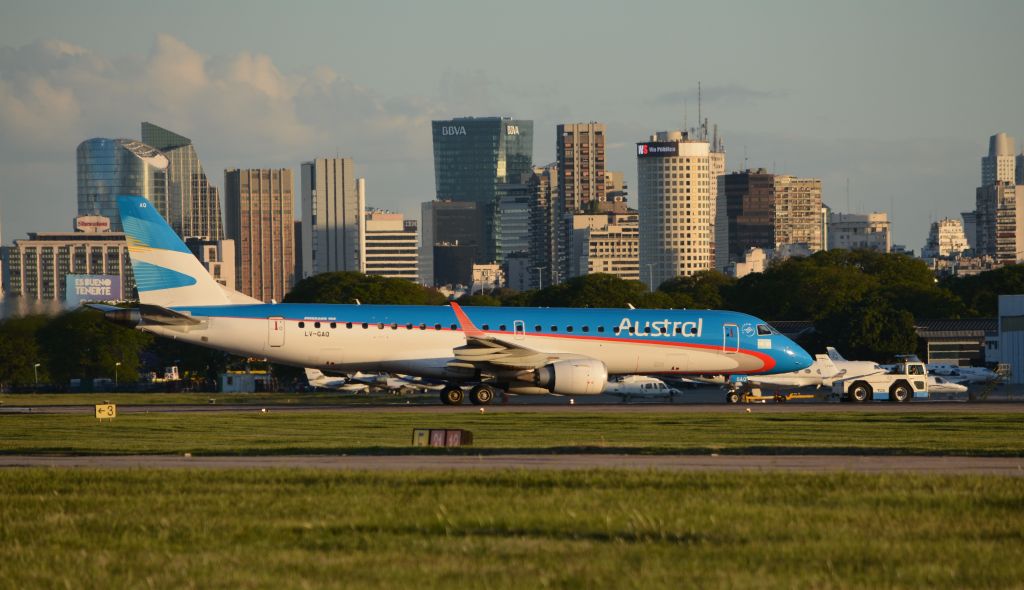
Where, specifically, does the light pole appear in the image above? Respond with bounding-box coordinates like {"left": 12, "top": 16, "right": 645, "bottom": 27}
{"left": 115, "top": 362, "right": 122, "bottom": 388}
{"left": 33, "top": 363, "right": 40, "bottom": 387}
{"left": 646, "top": 264, "right": 655, "bottom": 293}
{"left": 533, "top": 266, "right": 546, "bottom": 290}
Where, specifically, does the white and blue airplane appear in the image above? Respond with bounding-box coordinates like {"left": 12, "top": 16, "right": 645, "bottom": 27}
{"left": 95, "top": 195, "right": 814, "bottom": 405}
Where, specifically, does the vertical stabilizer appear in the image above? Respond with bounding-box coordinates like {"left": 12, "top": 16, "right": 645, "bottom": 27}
{"left": 117, "top": 194, "right": 231, "bottom": 308}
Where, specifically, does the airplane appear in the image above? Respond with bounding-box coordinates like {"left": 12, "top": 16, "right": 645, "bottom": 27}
{"left": 93, "top": 195, "right": 814, "bottom": 406}
{"left": 926, "top": 375, "right": 968, "bottom": 394}
{"left": 696, "top": 348, "right": 886, "bottom": 394}
{"left": 924, "top": 363, "right": 998, "bottom": 384}
{"left": 303, "top": 368, "right": 369, "bottom": 392}
{"left": 604, "top": 375, "right": 681, "bottom": 403}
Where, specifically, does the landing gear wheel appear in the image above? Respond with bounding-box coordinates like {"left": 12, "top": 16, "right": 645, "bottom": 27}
{"left": 726, "top": 391, "right": 740, "bottom": 404}
{"left": 440, "top": 386, "right": 464, "bottom": 406}
{"left": 890, "top": 383, "right": 911, "bottom": 403}
{"left": 469, "top": 384, "right": 495, "bottom": 405}
{"left": 850, "top": 382, "right": 871, "bottom": 403}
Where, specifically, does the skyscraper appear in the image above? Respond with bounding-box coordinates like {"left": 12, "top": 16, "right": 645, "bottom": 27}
{"left": 557, "top": 123, "right": 606, "bottom": 212}
{"left": 420, "top": 200, "right": 484, "bottom": 288}
{"left": 431, "top": 116, "right": 533, "bottom": 261}
{"left": 637, "top": 130, "right": 724, "bottom": 288}
{"left": 224, "top": 168, "right": 295, "bottom": 302}
{"left": 528, "top": 164, "right": 559, "bottom": 289}
{"left": 921, "top": 218, "right": 969, "bottom": 259}
{"left": 719, "top": 169, "right": 775, "bottom": 268}
{"left": 76, "top": 138, "right": 169, "bottom": 232}
{"left": 975, "top": 183, "right": 1024, "bottom": 265}
{"left": 362, "top": 211, "right": 418, "bottom": 282}
{"left": 141, "top": 122, "right": 223, "bottom": 240}
{"left": 300, "top": 158, "right": 364, "bottom": 278}
{"left": 772, "top": 175, "right": 824, "bottom": 253}
{"left": 982, "top": 133, "right": 1016, "bottom": 186}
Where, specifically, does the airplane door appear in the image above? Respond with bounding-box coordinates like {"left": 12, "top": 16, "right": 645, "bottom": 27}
{"left": 722, "top": 323, "right": 739, "bottom": 354}
{"left": 514, "top": 320, "right": 526, "bottom": 340}
{"left": 268, "top": 317, "right": 285, "bottom": 347}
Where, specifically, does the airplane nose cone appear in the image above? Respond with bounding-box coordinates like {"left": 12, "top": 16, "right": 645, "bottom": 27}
{"left": 790, "top": 344, "right": 814, "bottom": 371}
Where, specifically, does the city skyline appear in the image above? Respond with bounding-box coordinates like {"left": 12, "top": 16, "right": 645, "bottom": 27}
{"left": 1, "top": 1, "right": 1023, "bottom": 252}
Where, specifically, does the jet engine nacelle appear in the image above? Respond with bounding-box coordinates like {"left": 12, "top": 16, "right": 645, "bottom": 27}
{"left": 534, "top": 359, "right": 607, "bottom": 395}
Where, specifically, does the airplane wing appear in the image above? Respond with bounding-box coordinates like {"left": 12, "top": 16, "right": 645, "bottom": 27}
{"left": 448, "top": 302, "right": 568, "bottom": 371}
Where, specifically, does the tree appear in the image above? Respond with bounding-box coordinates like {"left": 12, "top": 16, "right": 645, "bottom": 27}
{"left": 809, "top": 295, "right": 918, "bottom": 361}
{"left": 942, "top": 264, "right": 1024, "bottom": 317}
{"left": 530, "top": 274, "right": 669, "bottom": 309}
{"left": 0, "top": 315, "right": 49, "bottom": 388}
{"left": 658, "top": 271, "right": 734, "bottom": 309}
{"left": 37, "top": 309, "right": 152, "bottom": 385}
{"left": 286, "top": 272, "right": 447, "bottom": 305}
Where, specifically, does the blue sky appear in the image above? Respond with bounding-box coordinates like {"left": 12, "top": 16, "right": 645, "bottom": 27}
{"left": 1, "top": 0, "right": 1022, "bottom": 251}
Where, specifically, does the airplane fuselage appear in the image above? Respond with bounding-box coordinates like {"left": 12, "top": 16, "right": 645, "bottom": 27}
{"left": 148, "top": 303, "right": 811, "bottom": 383}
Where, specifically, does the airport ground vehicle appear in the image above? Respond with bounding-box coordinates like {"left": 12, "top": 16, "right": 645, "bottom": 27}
{"left": 832, "top": 357, "right": 929, "bottom": 402}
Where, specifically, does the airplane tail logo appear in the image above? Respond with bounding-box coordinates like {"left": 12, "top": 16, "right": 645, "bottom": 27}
{"left": 117, "top": 195, "right": 231, "bottom": 308}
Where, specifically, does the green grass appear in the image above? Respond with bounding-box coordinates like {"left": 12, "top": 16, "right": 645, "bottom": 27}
{"left": 1, "top": 469, "right": 1021, "bottom": 589}
{"left": 2, "top": 411, "right": 1022, "bottom": 456}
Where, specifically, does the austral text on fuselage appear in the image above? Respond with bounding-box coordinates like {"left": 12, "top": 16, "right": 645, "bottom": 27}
{"left": 617, "top": 317, "right": 702, "bottom": 337}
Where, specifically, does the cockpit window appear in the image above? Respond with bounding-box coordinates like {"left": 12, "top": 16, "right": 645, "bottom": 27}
{"left": 757, "top": 324, "right": 774, "bottom": 336}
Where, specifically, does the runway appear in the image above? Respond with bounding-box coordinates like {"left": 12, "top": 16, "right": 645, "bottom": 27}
{"left": 4, "top": 401, "right": 1024, "bottom": 415}
{"left": 2, "top": 453, "right": 1021, "bottom": 475}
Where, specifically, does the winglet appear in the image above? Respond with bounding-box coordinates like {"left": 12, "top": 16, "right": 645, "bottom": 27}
{"left": 450, "top": 301, "right": 485, "bottom": 338}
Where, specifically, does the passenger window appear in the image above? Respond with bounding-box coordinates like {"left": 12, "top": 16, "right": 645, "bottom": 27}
{"left": 566, "top": 326, "right": 573, "bottom": 332}
{"left": 378, "top": 323, "right": 385, "bottom": 329}
{"left": 346, "top": 322, "right": 352, "bottom": 329}
{"left": 628, "top": 327, "right": 635, "bottom": 334}
{"left": 434, "top": 324, "right": 441, "bottom": 330}
{"left": 361, "top": 323, "right": 368, "bottom": 329}
{"left": 597, "top": 326, "right": 605, "bottom": 333}
{"left": 582, "top": 326, "right": 589, "bottom": 333}
{"left": 550, "top": 325, "right": 558, "bottom": 332}
{"left": 499, "top": 324, "right": 507, "bottom": 331}
{"left": 660, "top": 327, "right": 667, "bottom": 334}
{"left": 613, "top": 327, "right": 620, "bottom": 334}
{"left": 330, "top": 322, "right": 337, "bottom": 329}
{"left": 482, "top": 324, "right": 489, "bottom": 330}
{"left": 644, "top": 327, "right": 651, "bottom": 334}
{"left": 390, "top": 323, "right": 398, "bottom": 330}
{"left": 450, "top": 324, "right": 457, "bottom": 330}
{"left": 406, "top": 323, "right": 413, "bottom": 330}
{"left": 314, "top": 322, "right": 321, "bottom": 328}
{"left": 419, "top": 323, "right": 426, "bottom": 330}
{"left": 298, "top": 321, "right": 305, "bottom": 328}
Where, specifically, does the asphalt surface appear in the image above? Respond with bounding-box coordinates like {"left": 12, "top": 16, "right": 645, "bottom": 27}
{"left": 4, "top": 401, "right": 1024, "bottom": 415}
{"left": 2, "top": 454, "right": 1021, "bottom": 475}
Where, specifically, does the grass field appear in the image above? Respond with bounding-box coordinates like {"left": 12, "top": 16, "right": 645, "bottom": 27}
{"left": 1, "top": 410, "right": 1022, "bottom": 456}
{"left": 0, "top": 390, "right": 428, "bottom": 406}
{"left": 1, "top": 469, "right": 1021, "bottom": 589}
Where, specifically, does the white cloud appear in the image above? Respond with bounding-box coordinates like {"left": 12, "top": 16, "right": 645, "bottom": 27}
{"left": 0, "top": 35, "right": 443, "bottom": 240}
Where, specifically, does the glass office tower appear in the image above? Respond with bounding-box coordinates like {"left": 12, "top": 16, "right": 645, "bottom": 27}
{"left": 142, "top": 122, "right": 224, "bottom": 240}
{"left": 431, "top": 116, "right": 533, "bottom": 261}
{"left": 76, "top": 138, "right": 169, "bottom": 232}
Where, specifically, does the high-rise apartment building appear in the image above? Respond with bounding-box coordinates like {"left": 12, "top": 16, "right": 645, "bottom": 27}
{"left": 224, "top": 168, "right": 295, "bottom": 302}
{"left": 827, "top": 212, "right": 891, "bottom": 252}
{"left": 961, "top": 211, "right": 977, "bottom": 250}
{"left": 637, "top": 130, "right": 724, "bottom": 288}
{"left": 77, "top": 138, "right": 169, "bottom": 232}
{"left": 431, "top": 116, "right": 533, "bottom": 261}
{"left": 1017, "top": 152, "right": 1024, "bottom": 185}
{"left": 605, "top": 171, "right": 628, "bottom": 202}
{"left": 975, "top": 182, "right": 1024, "bottom": 265}
{"left": 495, "top": 180, "right": 533, "bottom": 263}
{"left": 982, "top": 133, "right": 1017, "bottom": 186}
{"left": 141, "top": 122, "right": 223, "bottom": 240}
{"left": 773, "top": 175, "right": 823, "bottom": 253}
{"left": 300, "top": 158, "right": 364, "bottom": 278}
{"left": 185, "top": 238, "right": 236, "bottom": 289}
{"left": 557, "top": 123, "right": 606, "bottom": 212}
{"left": 568, "top": 211, "right": 639, "bottom": 281}
{"left": 362, "top": 210, "right": 418, "bottom": 282}
{"left": 719, "top": 169, "right": 775, "bottom": 268}
{"left": 528, "top": 164, "right": 559, "bottom": 289}
{"left": 921, "top": 218, "right": 970, "bottom": 259}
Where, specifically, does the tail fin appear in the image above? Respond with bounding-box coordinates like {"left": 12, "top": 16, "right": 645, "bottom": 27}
{"left": 825, "top": 347, "right": 846, "bottom": 362}
{"left": 304, "top": 368, "right": 325, "bottom": 384}
{"left": 117, "top": 195, "right": 231, "bottom": 308}
{"left": 815, "top": 354, "right": 839, "bottom": 378}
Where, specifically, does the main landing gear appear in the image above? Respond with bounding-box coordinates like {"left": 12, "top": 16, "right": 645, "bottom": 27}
{"left": 439, "top": 383, "right": 497, "bottom": 406}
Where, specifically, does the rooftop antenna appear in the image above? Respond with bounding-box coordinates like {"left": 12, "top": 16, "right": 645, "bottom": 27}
{"left": 743, "top": 145, "right": 748, "bottom": 170}
{"left": 683, "top": 99, "right": 688, "bottom": 132}
{"left": 846, "top": 177, "right": 850, "bottom": 213}
{"left": 697, "top": 81, "right": 702, "bottom": 138}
